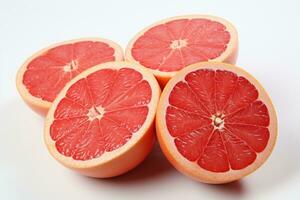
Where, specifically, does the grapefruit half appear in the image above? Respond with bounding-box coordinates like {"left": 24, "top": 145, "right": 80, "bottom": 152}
{"left": 16, "top": 38, "right": 123, "bottom": 116}
{"left": 126, "top": 15, "right": 238, "bottom": 87}
{"left": 156, "top": 62, "right": 277, "bottom": 184}
{"left": 44, "top": 61, "right": 160, "bottom": 178}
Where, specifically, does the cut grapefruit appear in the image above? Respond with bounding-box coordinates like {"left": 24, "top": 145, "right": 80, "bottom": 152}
{"left": 126, "top": 15, "right": 238, "bottom": 87}
{"left": 156, "top": 62, "right": 277, "bottom": 184}
{"left": 16, "top": 38, "right": 123, "bottom": 116}
{"left": 44, "top": 61, "right": 160, "bottom": 178}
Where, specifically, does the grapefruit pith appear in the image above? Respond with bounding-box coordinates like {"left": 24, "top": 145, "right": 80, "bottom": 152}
{"left": 16, "top": 38, "right": 123, "bottom": 116}
{"left": 44, "top": 61, "right": 160, "bottom": 178}
{"left": 126, "top": 15, "right": 238, "bottom": 87}
{"left": 156, "top": 62, "right": 277, "bottom": 184}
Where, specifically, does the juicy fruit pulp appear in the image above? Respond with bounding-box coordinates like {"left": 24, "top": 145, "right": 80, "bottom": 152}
{"left": 165, "top": 68, "right": 271, "bottom": 173}
{"left": 23, "top": 40, "right": 120, "bottom": 102}
{"left": 50, "top": 67, "right": 151, "bottom": 161}
{"left": 130, "top": 18, "right": 230, "bottom": 72}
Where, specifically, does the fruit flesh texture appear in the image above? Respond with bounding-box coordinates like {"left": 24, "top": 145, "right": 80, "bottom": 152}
{"left": 50, "top": 68, "right": 152, "bottom": 161}
{"left": 166, "top": 69, "right": 270, "bottom": 172}
{"left": 23, "top": 41, "right": 118, "bottom": 102}
{"left": 132, "top": 19, "right": 230, "bottom": 72}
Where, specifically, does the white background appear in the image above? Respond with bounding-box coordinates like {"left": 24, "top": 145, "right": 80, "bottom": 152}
{"left": 1, "top": 0, "right": 300, "bottom": 199}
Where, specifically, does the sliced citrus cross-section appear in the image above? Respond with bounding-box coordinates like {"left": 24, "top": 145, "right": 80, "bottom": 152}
{"left": 44, "top": 61, "right": 160, "bottom": 178}
{"left": 126, "top": 15, "right": 238, "bottom": 87}
{"left": 156, "top": 62, "right": 277, "bottom": 184}
{"left": 16, "top": 38, "right": 124, "bottom": 116}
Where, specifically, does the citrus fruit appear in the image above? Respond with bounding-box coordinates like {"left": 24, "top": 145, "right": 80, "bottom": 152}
{"left": 156, "top": 62, "right": 277, "bottom": 184}
{"left": 44, "top": 61, "right": 160, "bottom": 178}
{"left": 16, "top": 38, "right": 123, "bottom": 116}
{"left": 126, "top": 15, "right": 238, "bottom": 87}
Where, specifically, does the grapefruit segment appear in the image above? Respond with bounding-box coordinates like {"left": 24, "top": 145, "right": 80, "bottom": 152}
{"left": 104, "top": 107, "right": 148, "bottom": 133}
{"left": 156, "top": 62, "right": 277, "bottom": 184}
{"left": 226, "top": 101, "right": 270, "bottom": 126}
{"left": 185, "top": 69, "right": 216, "bottom": 114}
{"left": 221, "top": 129, "right": 257, "bottom": 170}
{"left": 72, "top": 119, "right": 105, "bottom": 161}
{"left": 16, "top": 38, "right": 123, "bottom": 116}
{"left": 174, "top": 125, "right": 213, "bottom": 162}
{"left": 126, "top": 15, "right": 238, "bottom": 87}
{"left": 224, "top": 76, "right": 259, "bottom": 114}
{"left": 101, "top": 68, "right": 143, "bottom": 106}
{"left": 65, "top": 79, "right": 93, "bottom": 108}
{"left": 54, "top": 98, "right": 88, "bottom": 119}
{"left": 50, "top": 117, "right": 89, "bottom": 141}
{"left": 166, "top": 106, "right": 211, "bottom": 137}
{"left": 105, "top": 80, "right": 151, "bottom": 111}
{"left": 225, "top": 124, "right": 270, "bottom": 153}
{"left": 168, "top": 81, "right": 210, "bottom": 116}
{"left": 45, "top": 61, "right": 160, "bottom": 178}
{"left": 215, "top": 70, "right": 238, "bottom": 111}
{"left": 198, "top": 130, "right": 230, "bottom": 173}
{"left": 85, "top": 69, "right": 118, "bottom": 106}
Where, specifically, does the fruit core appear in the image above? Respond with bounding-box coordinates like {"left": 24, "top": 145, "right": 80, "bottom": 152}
{"left": 64, "top": 60, "right": 78, "bottom": 72}
{"left": 87, "top": 106, "right": 105, "bottom": 121}
{"left": 170, "top": 39, "right": 187, "bottom": 49}
{"left": 211, "top": 113, "right": 225, "bottom": 130}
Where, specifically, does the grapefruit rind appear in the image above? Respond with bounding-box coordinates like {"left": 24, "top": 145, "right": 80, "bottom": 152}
{"left": 16, "top": 38, "right": 124, "bottom": 116}
{"left": 156, "top": 62, "right": 277, "bottom": 184}
{"left": 44, "top": 61, "right": 161, "bottom": 177}
{"left": 126, "top": 15, "right": 238, "bottom": 86}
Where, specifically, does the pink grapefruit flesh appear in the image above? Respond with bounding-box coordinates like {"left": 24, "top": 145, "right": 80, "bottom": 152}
{"left": 44, "top": 61, "right": 160, "bottom": 178}
{"left": 126, "top": 15, "right": 238, "bottom": 87}
{"left": 16, "top": 38, "right": 124, "bottom": 116}
{"left": 156, "top": 62, "right": 277, "bottom": 184}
